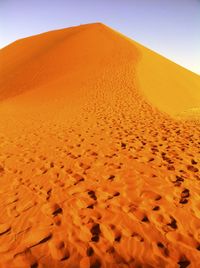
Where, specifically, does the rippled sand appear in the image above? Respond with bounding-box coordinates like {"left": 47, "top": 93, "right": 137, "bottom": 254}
{"left": 0, "top": 23, "right": 200, "bottom": 268}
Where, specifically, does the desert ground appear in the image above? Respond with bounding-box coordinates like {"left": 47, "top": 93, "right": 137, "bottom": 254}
{"left": 0, "top": 23, "right": 200, "bottom": 268}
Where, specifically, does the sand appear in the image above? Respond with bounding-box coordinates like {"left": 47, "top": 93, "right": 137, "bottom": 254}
{"left": 0, "top": 23, "right": 200, "bottom": 268}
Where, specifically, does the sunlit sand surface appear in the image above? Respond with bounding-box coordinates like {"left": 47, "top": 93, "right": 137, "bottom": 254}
{"left": 0, "top": 23, "right": 200, "bottom": 268}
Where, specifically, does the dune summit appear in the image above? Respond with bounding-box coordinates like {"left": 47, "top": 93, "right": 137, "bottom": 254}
{"left": 0, "top": 23, "right": 200, "bottom": 268}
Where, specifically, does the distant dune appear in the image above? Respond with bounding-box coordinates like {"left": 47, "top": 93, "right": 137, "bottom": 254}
{"left": 0, "top": 23, "right": 200, "bottom": 268}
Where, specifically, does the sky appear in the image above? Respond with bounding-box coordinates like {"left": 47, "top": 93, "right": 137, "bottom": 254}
{"left": 0, "top": 0, "right": 200, "bottom": 74}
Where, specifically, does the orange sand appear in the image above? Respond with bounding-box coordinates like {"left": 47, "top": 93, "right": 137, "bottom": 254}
{"left": 0, "top": 23, "right": 200, "bottom": 268}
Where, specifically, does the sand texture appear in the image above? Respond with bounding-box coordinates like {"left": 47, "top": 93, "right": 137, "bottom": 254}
{"left": 0, "top": 23, "right": 200, "bottom": 268}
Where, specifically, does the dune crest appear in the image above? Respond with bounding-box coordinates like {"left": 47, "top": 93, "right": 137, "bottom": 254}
{"left": 0, "top": 23, "right": 200, "bottom": 267}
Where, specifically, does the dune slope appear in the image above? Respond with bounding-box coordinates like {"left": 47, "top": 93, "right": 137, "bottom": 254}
{"left": 0, "top": 23, "right": 200, "bottom": 268}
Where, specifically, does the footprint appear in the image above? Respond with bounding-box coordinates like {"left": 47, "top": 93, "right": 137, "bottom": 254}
{"left": 88, "top": 190, "right": 97, "bottom": 201}
{"left": 49, "top": 239, "right": 70, "bottom": 261}
{"left": 90, "top": 223, "right": 101, "bottom": 242}
{"left": 187, "top": 165, "right": 199, "bottom": 172}
{"left": 86, "top": 246, "right": 94, "bottom": 256}
{"left": 0, "top": 165, "right": 5, "bottom": 174}
{"left": 156, "top": 242, "right": 169, "bottom": 257}
{"left": 167, "top": 216, "right": 178, "bottom": 230}
{"left": 177, "top": 256, "right": 190, "bottom": 268}
{"left": 42, "top": 203, "right": 63, "bottom": 217}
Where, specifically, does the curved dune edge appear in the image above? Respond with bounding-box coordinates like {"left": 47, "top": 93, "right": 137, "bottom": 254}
{"left": 0, "top": 23, "right": 200, "bottom": 268}
{"left": 105, "top": 24, "right": 200, "bottom": 119}
{"left": 135, "top": 45, "right": 200, "bottom": 118}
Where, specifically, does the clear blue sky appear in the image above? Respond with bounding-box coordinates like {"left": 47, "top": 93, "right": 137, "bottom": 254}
{"left": 0, "top": 0, "right": 200, "bottom": 74}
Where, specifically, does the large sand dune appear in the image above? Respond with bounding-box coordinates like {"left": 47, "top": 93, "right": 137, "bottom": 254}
{"left": 0, "top": 23, "right": 200, "bottom": 268}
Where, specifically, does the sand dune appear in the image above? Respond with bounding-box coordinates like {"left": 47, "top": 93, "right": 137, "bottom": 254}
{"left": 0, "top": 23, "right": 200, "bottom": 268}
